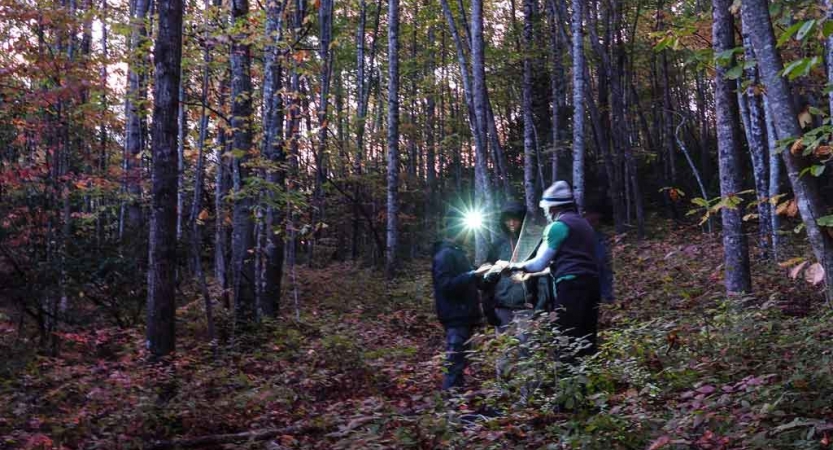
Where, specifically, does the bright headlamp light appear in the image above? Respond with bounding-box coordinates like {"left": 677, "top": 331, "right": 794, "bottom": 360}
{"left": 462, "top": 209, "right": 485, "bottom": 231}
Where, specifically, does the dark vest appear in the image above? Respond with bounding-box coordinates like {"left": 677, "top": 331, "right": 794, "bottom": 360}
{"left": 550, "top": 211, "right": 600, "bottom": 281}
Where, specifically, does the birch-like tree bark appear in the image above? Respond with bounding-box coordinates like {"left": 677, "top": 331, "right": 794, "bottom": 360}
{"left": 570, "top": 0, "right": 586, "bottom": 210}
{"left": 146, "top": 0, "right": 183, "bottom": 358}
{"left": 471, "top": 0, "right": 494, "bottom": 263}
{"left": 763, "top": 95, "right": 781, "bottom": 261}
{"left": 522, "top": 0, "right": 537, "bottom": 216}
{"left": 713, "top": 0, "right": 751, "bottom": 294}
{"left": 742, "top": 0, "right": 833, "bottom": 300}
{"left": 385, "top": 0, "right": 400, "bottom": 278}
{"left": 740, "top": 27, "right": 772, "bottom": 259}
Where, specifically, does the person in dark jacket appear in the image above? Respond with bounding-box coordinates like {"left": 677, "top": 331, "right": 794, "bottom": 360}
{"left": 484, "top": 201, "right": 551, "bottom": 331}
{"left": 505, "top": 181, "right": 601, "bottom": 357}
{"left": 585, "top": 211, "right": 615, "bottom": 303}
{"left": 432, "top": 208, "right": 493, "bottom": 390}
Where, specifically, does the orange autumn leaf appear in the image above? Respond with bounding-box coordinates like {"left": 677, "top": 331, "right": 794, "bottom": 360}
{"left": 815, "top": 145, "right": 832, "bottom": 157}
{"left": 790, "top": 138, "right": 804, "bottom": 155}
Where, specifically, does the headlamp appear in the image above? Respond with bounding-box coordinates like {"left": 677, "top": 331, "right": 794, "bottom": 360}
{"left": 462, "top": 209, "right": 485, "bottom": 231}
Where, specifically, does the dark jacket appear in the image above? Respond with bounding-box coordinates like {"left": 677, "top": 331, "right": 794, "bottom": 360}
{"left": 485, "top": 202, "right": 554, "bottom": 311}
{"left": 595, "top": 230, "right": 614, "bottom": 301}
{"left": 432, "top": 241, "right": 483, "bottom": 328}
{"left": 485, "top": 202, "right": 529, "bottom": 309}
{"left": 550, "top": 211, "right": 600, "bottom": 281}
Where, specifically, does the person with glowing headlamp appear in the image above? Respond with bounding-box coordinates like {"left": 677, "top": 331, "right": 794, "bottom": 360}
{"left": 431, "top": 206, "right": 494, "bottom": 391}
{"left": 501, "top": 181, "right": 601, "bottom": 358}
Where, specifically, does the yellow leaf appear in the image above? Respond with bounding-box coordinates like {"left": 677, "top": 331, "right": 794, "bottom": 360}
{"left": 778, "top": 257, "right": 805, "bottom": 268}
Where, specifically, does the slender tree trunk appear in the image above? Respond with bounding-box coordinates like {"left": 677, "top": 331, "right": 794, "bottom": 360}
{"left": 177, "top": 80, "right": 187, "bottom": 242}
{"left": 440, "top": 0, "right": 482, "bottom": 168}
{"left": 743, "top": 0, "right": 833, "bottom": 300}
{"left": 546, "top": 0, "right": 566, "bottom": 183}
{"left": 97, "top": 0, "right": 109, "bottom": 248}
{"left": 471, "top": 0, "right": 493, "bottom": 263}
{"left": 230, "top": 0, "right": 257, "bottom": 324}
{"left": 215, "top": 66, "right": 230, "bottom": 307}
{"left": 740, "top": 26, "right": 772, "bottom": 259}
{"left": 763, "top": 95, "right": 781, "bottom": 261}
{"left": 260, "top": 0, "right": 287, "bottom": 317}
{"left": 522, "top": 0, "right": 537, "bottom": 216}
{"left": 713, "top": 0, "right": 752, "bottom": 294}
{"left": 426, "top": 18, "right": 437, "bottom": 220}
{"left": 122, "top": 0, "right": 151, "bottom": 236}
{"left": 571, "top": 0, "right": 586, "bottom": 210}
{"left": 190, "top": 5, "right": 216, "bottom": 343}
{"left": 385, "top": 0, "right": 400, "bottom": 278}
{"left": 147, "top": 0, "right": 183, "bottom": 358}
{"left": 827, "top": 0, "right": 833, "bottom": 117}
{"left": 695, "top": 74, "right": 710, "bottom": 188}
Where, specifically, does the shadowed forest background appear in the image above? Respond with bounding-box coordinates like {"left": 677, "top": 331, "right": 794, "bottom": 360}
{"left": 1, "top": 0, "right": 833, "bottom": 446}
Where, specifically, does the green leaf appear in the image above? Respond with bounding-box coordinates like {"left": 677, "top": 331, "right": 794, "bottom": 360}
{"left": 725, "top": 65, "right": 744, "bottom": 80}
{"left": 818, "top": 215, "right": 833, "bottom": 227}
{"left": 794, "top": 223, "right": 806, "bottom": 234}
{"left": 796, "top": 19, "right": 816, "bottom": 41}
{"left": 691, "top": 197, "right": 710, "bottom": 207}
{"left": 824, "top": 21, "right": 833, "bottom": 39}
{"left": 808, "top": 106, "right": 827, "bottom": 117}
{"left": 777, "top": 21, "right": 803, "bottom": 47}
{"left": 781, "top": 57, "right": 820, "bottom": 81}
{"left": 810, "top": 164, "right": 825, "bottom": 177}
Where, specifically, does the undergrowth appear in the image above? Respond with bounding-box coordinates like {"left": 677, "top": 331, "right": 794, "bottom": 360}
{"left": 1, "top": 228, "right": 832, "bottom": 449}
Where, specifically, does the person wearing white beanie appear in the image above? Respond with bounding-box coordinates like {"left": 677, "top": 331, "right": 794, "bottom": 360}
{"left": 505, "top": 180, "right": 602, "bottom": 357}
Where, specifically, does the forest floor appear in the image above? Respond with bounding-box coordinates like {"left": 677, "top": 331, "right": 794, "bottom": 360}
{"left": 2, "top": 224, "right": 833, "bottom": 449}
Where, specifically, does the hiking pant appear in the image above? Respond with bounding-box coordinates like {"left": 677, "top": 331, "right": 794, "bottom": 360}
{"left": 554, "top": 275, "right": 601, "bottom": 358}
{"left": 442, "top": 326, "right": 472, "bottom": 390}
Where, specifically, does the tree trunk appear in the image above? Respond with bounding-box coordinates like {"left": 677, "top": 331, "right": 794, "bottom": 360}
{"left": 570, "top": 0, "right": 586, "bottom": 210}
{"left": 763, "top": 95, "right": 781, "bottom": 261}
{"left": 743, "top": 0, "right": 833, "bottom": 300}
{"left": 713, "top": 0, "right": 752, "bottom": 294}
{"left": 740, "top": 27, "right": 772, "bottom": 259}
{"left": 260, "top": 0, "right": 287, "bottom": 317}
{"left": 471, "top": 0, "right": 494, "bottom": 263}
{"left": 310, "top": 0, "right": 333, "bottom": 266}
{"left": 230, "top": 0, "right": 257, "bottom": 324}
{"left": 190, "top": 3, "right": 216, "bottom": 343}
{"left": 122, "top": 0, "right": 151, "bottom": 236}
{"left": 522, "top": 0, "right": 537, "bottom": 216}
{"left": 177, "top": 80, "right": 187, "bottom": 242}
{"left": 385, "top": 0, "right": 400, "bottom": 278}
{"left": 546, "top": 0, "right": 566, "bottom": 184}
{"left": 440, "top": 0, "right": 482, "bottom": 170}
{"left": 146, "top": 0, "right": 183, "bottom": 358}
{"left": 215, "top": 65, "right": 230, "bottom": 307}
{"left": 827, "top": 0, "right": 833, "bottom": 117}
